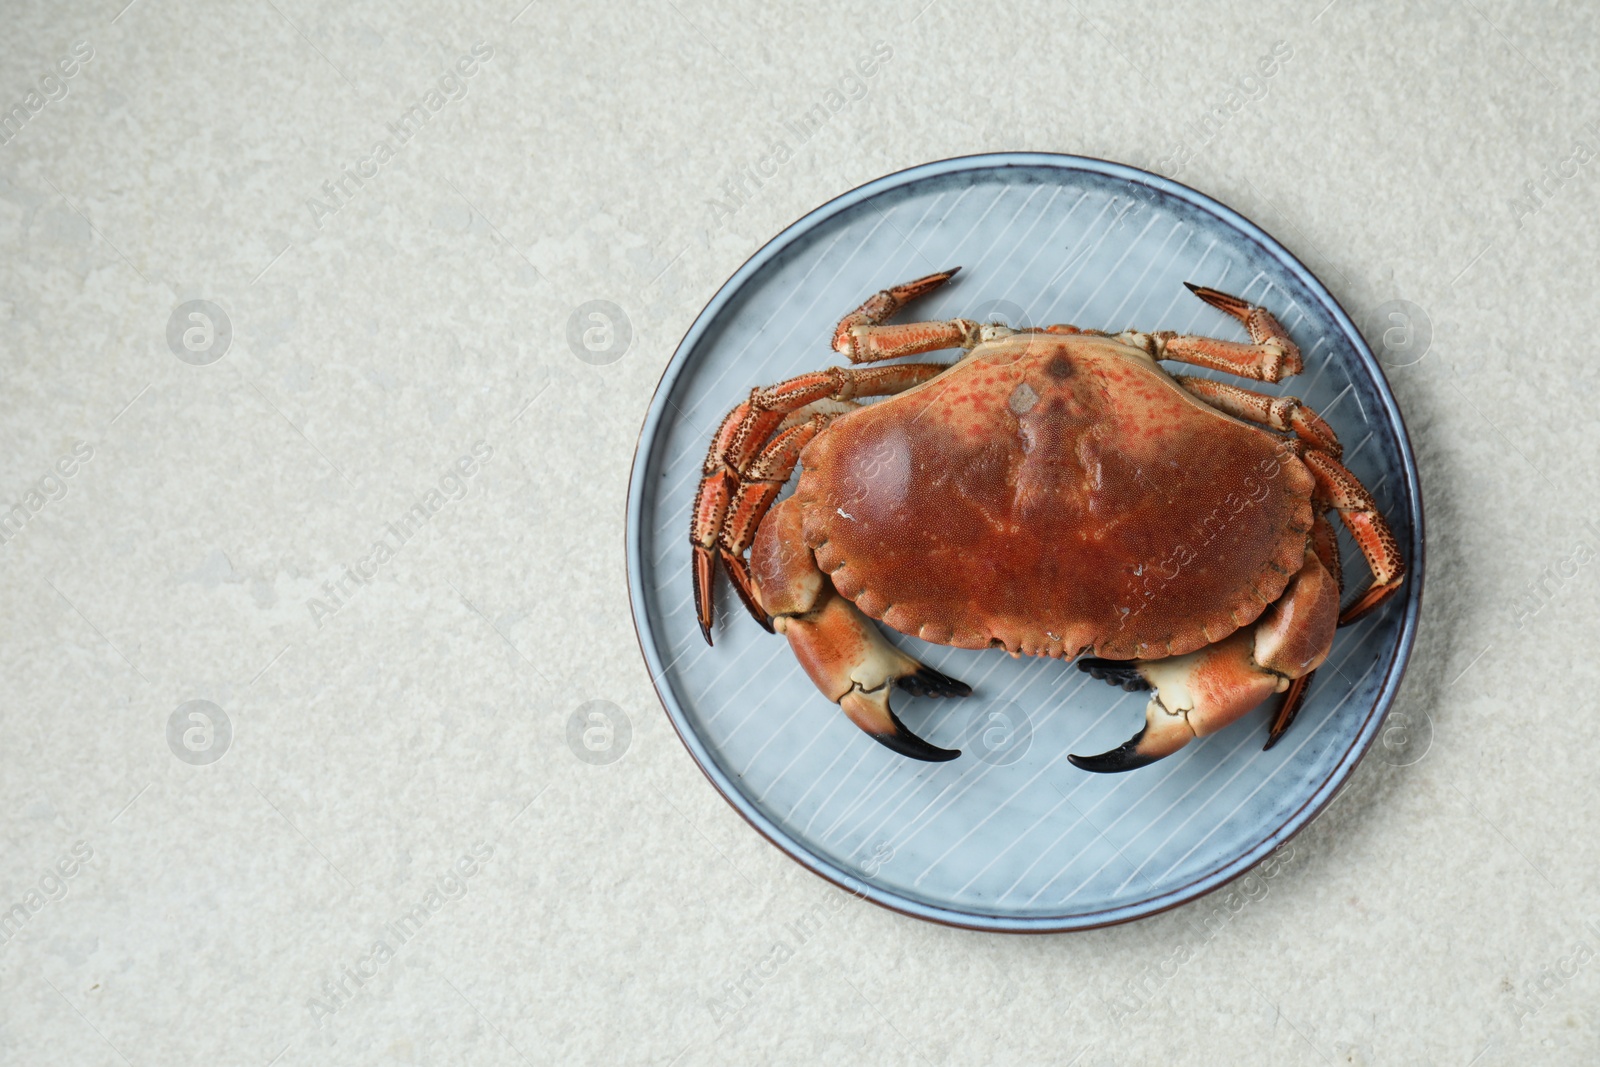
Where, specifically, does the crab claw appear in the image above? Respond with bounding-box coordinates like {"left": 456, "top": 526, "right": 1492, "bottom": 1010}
{"left": 772, "top": 585, "right": 963, "bottom": 763}
{"left": 1073, "top": 656, "right": 1179, "bottom": 770}
{"left": 1068, "top": 630, "right": 1283, "bottom": 774}
{"left": 1076, "top": 656, "right": 1151, "bottom": 693}
{"left": 898, "top": 664, "right": 972, "bottom": 699}
{"left": 1067, "top": 695, "right": 1195, "bottom": 774}
{"left": 750, "top": 497, "right": 964, "bottom": 762}
{"left": 841, "top": 684, "right": 961, "bottom": 763}
{"left": 1071, "top": 657, "right": 1169, "bottom": 772}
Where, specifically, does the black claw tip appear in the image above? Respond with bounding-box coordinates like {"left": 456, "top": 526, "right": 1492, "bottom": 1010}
{"left": 1068, "top": 728, "right": 1160, "bottom": 774}
{"left": 871, "top": 730, "right": 961, "bottom": 763}
{"left": 871, "top": 707, "right": 960, "bottom": 762}
{"left": 1076, "top": 656, "right": 1149, "bottom": 692}
{"left": 1182, "top": 281, "right": 1201, "bottom": 293}
{"left": 897, "top": 665, "right": 972, "bottom": 699}
{"left": 699, "top": 622, "right": 714, "bottom": 647}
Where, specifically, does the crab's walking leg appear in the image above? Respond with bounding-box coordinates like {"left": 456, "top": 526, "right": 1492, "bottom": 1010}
{"left": 1070, "top": 547, "right": 1340, "bottom": 773}
{"left": 1120, "top": 284, "right": 1303, "bottom": 382}
{"left": 1307, "top": 505, "right": 1343, "bottom": 594}
{"left": 1301, "top": 450, "right": 1405, "bottom": 624}
{"left": 832, "top": 268, "right": 994, "bottom": 363}
{"left": 751, "top": 496, "right": 968, "bottom": 762}
{"left": 692, "top": 363, "right": 950, "bottom": 643}
{"left": 1265, "top": 513, "right": 1344, "bottom": 747}
{"left": 1172, "top": 372, "right": 1400, "bottom": 622}
{"left": 1174, "top": 376, "right": 1343, "bottom": 458}
{"left": 710, "top": 416, "right": 831, "bottom": 633}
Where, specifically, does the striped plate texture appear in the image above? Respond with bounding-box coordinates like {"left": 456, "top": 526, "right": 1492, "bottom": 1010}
{"left": 626, "top": 154, "right": 1422, "bottom": 931}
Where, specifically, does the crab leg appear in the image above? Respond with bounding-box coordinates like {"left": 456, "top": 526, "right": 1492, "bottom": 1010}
{"left": 1174, "top": 376, "right": 1343, "bottom": 458}
{"left": 715, "top": 415, "right": 833, "bottom": 632}
{"left": 1265, "top": 513, "right": 1343, "bottom": 746}
{"left": 1307, "top": 506, "right": 1343, "bottom": 593}
{"left": 692, "top": 363, "right": 950, "bottom": 643}
{"left": 832, "top": 267, "right": 989, "bottom": 363}
{"left": 1302, "top": 450, "right": 1406, "bottom": 624}
{"left": 1120, "top": 284, "right": 1303, "bottom": 382}
{"left": 1172, "top": 372, "right": 1399, "bottom": 622}
{"left": 1070, "top": 546, "right": 1340, "bottom": 772}
{"left": 750, "top": 496, "right": 968, "bottom": 762}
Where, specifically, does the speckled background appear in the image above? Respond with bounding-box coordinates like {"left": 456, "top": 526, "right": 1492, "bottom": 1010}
{"left": 1, "top": 1, "right": 1596, "bottom": 1064}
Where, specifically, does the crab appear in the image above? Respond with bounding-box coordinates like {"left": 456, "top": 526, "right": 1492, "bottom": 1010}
{"left": 690, "top": 269, "right": 1405, "bottom": 772}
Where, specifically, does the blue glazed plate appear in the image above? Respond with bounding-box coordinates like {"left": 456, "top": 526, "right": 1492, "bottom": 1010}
{"left": 626, "top": 154, "right": 1422, "bottom": 931}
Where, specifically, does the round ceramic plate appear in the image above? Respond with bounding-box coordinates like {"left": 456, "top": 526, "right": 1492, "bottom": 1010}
{"left": 626, "top": 153, "right": 1422, "bottom": 931}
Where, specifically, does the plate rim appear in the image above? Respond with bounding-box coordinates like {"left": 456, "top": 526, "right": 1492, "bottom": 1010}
{"left": 625, "top": 151, "right": 1425, "bottom": 932}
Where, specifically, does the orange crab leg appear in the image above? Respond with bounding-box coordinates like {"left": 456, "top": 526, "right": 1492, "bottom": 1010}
{"left": 691, "top": 362, "right": 950, "bottom": 643}
{"left": 1263, "top": 673, "right": 1316, "bottom": 751}
{"left": 1175, "top": 375, "right": 1343, "bottom": 458}
{"left": 1261, "top": 512, "right": 1346, "bottom": 747}
{"left": 1121, "top": 284, "right": 1303, "bottom": 382}
{"left": 832, "top": 267, "right": 987, "bottom": 363}
{"left": 1301, "top": 450, "right": 1405, "bottom": 624}
{"left": 722, "top": 416, "right": 828, "bottom": 558}
{"left": 1307, "top": 509, "right": 1343, "bottom": 594}
{"left": 716, "top": 415, "right": 832, "bottom": 632}
{"left": 691, "top": 395, "right": 789, "bottom": 634}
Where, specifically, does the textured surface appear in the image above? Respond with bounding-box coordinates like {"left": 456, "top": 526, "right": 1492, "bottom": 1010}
{"left": 798, "top": 331, "right": 1319, "bottom": 660}
{"left": 1, "top": 0, "right": 1597, "bottom": 1063}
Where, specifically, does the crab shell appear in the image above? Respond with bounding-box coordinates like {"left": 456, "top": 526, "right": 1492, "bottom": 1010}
{"left": 792, "top": 332, "right": 1318, "bottom": 662}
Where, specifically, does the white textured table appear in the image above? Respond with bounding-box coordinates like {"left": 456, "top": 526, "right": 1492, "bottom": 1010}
{"left": 1, "top": 1, "right": 1596, "bottom": 1063}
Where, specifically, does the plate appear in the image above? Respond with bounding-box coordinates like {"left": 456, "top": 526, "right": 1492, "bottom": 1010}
{"left": 626, "top": 154, "right": 1422, "bottom": 931}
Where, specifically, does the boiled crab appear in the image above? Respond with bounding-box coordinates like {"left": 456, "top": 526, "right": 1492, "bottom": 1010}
{"left": 690, "top": 270, "right": 1404, "bottom": 771}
